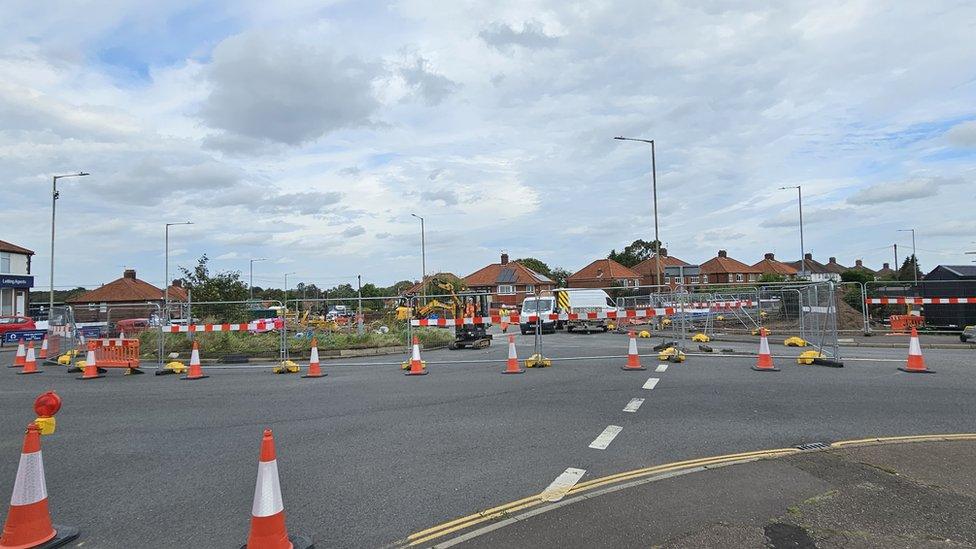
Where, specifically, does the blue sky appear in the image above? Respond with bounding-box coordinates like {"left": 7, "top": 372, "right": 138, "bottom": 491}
{"left": 2, "top": 0, "right": 975, "bottom": 290}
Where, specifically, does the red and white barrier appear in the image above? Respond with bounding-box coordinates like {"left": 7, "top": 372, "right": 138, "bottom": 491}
{"left": 866, "top": 297, "right": 976, "bottom": 305}
{"left": 667, "top": 300, "right": 754, "bottom": 309}
{"left": 164, "top": 319, "right": 284, "bottom": 333}
{"left": 411, "top": 308, "right": 676, "bottom": 327}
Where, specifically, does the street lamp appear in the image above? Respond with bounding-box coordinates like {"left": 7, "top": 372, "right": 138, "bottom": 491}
{"left": 898, "top": 228, "right": 917, "bottom": 283}
{"left": 164, "top": 222, "right": 193, "bottom": 317}
{"left": 614, "top": 137, "right": 661, "bottom": 287}
{"left": 283, "top": 272, "right": 297, "bottom": 312}
{"left": 410, "top": 213, "right": 426, "bottom": 302}
{"left": 249, "top": 258, "right": 267, "bottom": 301}
{"left": 49, "top": 172, "right": 90, "bottom": 314}
{"left": 779, "top": 186, "right": 806, "bottom": 278}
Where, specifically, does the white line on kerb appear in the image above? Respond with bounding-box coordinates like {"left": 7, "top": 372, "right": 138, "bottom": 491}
{"left": 655, "top": 364, "right": 668, "bottom": 373}
{"left": 589, "top": 425, "right": 623, "bottom": 450}
{"left": 540, "top": 468, "right": 586, "bottom": 502}
{"left": 622, "top": 398, "right": 645, "bottom": 413}
{"left": 642, "top": 377, "right": 660, "bottom": 390}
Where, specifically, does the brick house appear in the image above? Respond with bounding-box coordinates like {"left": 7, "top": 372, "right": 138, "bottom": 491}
{"left": 0, "top": 240, "right": 34, "bottom": 316}
{"left": 67, "top": 269, "right": 188, "bottom": 323}
{"left": 567, "top": 258, "right": 641, "bottom": 289}
{"left": 632, "top": 248, "right": 690, "bottom": 287}
{"left": 699, "top": 250, "right": 762, "bottom": 285}
{"left": 751, "top": 253, "right": 798, "bottom": 280}
{"left": 463, "top": 254, "right": 554, "bottom": 308}
{"left": 875, "top": 262, "right": 897, "bottom": 280}
{"left": 785, "top": 253, "right": 838, "bottom": 282}
{"left": 849, "top": 259, "right": 877, "bottom": 280}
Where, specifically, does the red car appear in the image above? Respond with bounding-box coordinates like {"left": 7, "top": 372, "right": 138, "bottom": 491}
{"left": 0, "top": 316, "right": 36, "bottom": 345}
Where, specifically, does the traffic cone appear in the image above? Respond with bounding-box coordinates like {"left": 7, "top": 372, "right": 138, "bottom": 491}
{"left": 38, "top": 336, "right": 48, "bottom": 360}
{"left": 18, "top": 343, "right": 40, "bottom": 375}
{"left": 0, "top": 423, "right": 79, "bottom": 549}
{"left": 242, "top": 429, "right": 313, "bottom": 549}
{"left": 621, "top": 331, "right": 646, "bottom": 371}
{"left": 405, "top": 336, "right": 427, "bottom": 376}
{"left": 899, "top": 327, "right": 934, "bottom": 374}
{"left": 302, "top": 338, "right": 325, "bottom": 378}
{"left": 10, "top": 339, "right": 25, "bottom": 368}
{"left": 78, "top": 342, "right": 104, "bottom": 380}
{"left": 502, "top": 335, "right": 524, "bottom": 374}
{"left": 752, "top": 328, "right": 779, "bottom": 372}
{"left": 181, "top": 341, "right": 208, "bottom": 380}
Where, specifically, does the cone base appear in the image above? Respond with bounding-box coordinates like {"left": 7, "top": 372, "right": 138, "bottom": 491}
{"left": 77, "top": 374, "right": 105, "bottom": 380}
{"left": 301, "top": 373, "right": 327, "bottom": 378}
{"left": 16, "top": 370, "right": 42, "bottom": 375}
{"left": 180, "top": 375, "right": 210, "bottom": 380}
{"left": 240, "top": 533, "right": 313, "bottom": 549}
{"left": 8, "top": 364, "right": 23, "bottom": 368}
{"left": 898, "top": 367, "right": 935, "bottom": 374}
{"left": 17, "top": 524, "right": 81, "bottom": 549}
{"left": 621, "top": 366, "right": 647, "bottom": 371}
{"left": 502, "top": 369, "right": 525, "bottom": 374}
{"left": 405, "top": 370, "right": 428, "bottom": 376}
{"left": 751, "top": 366, "right": 780, "bottom": 372}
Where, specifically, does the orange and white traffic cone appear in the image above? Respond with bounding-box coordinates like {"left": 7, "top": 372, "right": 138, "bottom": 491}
{"left": 0, "top": 423, "right": 79, "bottom": 549}
{"left": 181, "top": 341, "right": 208, "bottom": 380}
{"left": 302, "top": 338, "right": 325, "bottom": 378}
{"left": 242, "top": 429, "right": 313, "bottom": 549}
{"left": 899, "top": 327, "right": 933, "bottom": 374}
{"left": 752, "top": 327, "right": 779, "bottom": 372}
{"left": 621, "top": 331, "right": 646, "bottom": 371}
{"left": 405, "top": 336, "right": 427, "bottom": 376}
{"left": 502, "top": 335, "right": 524, "bottom": 374}
{"left": 10, "top": 339, "right": 26, "bottom": 368}
{"left": 78, "top": 341, "right": 104, "bottom": 380}
{"left": 18, "top": 343, "right": 40, "bottom": 375}
{"left": 38, "top": 336, "right": 48, "bottom": 361}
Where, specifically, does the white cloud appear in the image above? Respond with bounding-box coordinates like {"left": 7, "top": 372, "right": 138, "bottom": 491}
{"left": 847, "top": 177, "right": 961, "bottom": 205}
{"left": 946, "top": 120, "right": 976, "bottom": 147}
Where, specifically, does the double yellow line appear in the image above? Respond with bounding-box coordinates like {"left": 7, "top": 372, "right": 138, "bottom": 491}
{"left": 405, "top": 433, "right": 976, "bottom": 547}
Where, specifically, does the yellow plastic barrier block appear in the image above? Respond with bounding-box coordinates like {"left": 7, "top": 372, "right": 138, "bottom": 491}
{"left": 638, "top": 330, "right": 651, "bottom": 338}
{"left": 691, "top": 333, "right": 710, "bottom": 343}
{"left": 784, "top": 336, "right": 808, "bottom": 347}
{"left": 797, "top": 350, "right": 823, "bottom": 365}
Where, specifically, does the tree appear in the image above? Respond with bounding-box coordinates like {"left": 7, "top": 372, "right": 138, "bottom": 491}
{"left": 897, "top": 255, "right": 922, "bottom": 282}
{"left": 608, "top": 239, "right": 662, "bottom": 268}
{"left": 840, "top": 269, "right": 872, "bottom": 311}
{"left": 514, "top": 258, "right": 551, "bottom": 277}
{"left": 759, "top": 273, "right": 786, "bottom": 283}
{"left": 550, "top": 267, "right": 571, "bottom": 287}
{"left": 840, "top": 270, "right": 872, "bottom": 285}
{"left": 178, "top": 254, "right": 249, "bottom": 303}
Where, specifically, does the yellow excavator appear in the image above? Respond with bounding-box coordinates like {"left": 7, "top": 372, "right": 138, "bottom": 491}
{"left": 399, "top": 279, "right": 492, "bottom": 349}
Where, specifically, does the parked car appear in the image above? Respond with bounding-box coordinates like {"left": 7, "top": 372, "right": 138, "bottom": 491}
{"left": 0, "top": 316, "right": 36, "bottom": 345}
{"left": 962, "top": 325, "right": 975, "bottom": 343}
{"left": 115, "top": 318, "right": 151, "bottom": 337}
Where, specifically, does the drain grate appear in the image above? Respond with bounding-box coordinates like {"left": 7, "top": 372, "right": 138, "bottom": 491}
{"left": 796, "top": 442, "right": 830, "bottom": 451}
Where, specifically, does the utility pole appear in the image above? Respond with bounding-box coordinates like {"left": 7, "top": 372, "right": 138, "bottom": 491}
{"left": 779, "top": 186, "right": 806, "bottom": 278}
{"left": 357, "top": 274, "right": 364, "bottom": 335}
{"left": 898, "top": 228, "right": 917, "bottom": 283}
{"left": 411, "top": 214, "right": 426, "bottom": 303}
{"left": 614, "top": 137, "right": 660, "bottom": 286}
{"left": 49, "top": 172, "right": 89, "bottom": 315}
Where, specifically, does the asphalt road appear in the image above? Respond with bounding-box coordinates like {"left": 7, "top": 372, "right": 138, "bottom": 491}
{"left": 0, "top": 329, "right": 973, "bottom": 548}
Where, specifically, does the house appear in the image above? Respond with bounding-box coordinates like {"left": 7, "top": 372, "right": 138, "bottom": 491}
{"left": 67, "top": 269, "right": 187, "bottom": 322}
{"left": 632, "top": 248, "right": 690, "bottom": 287}
{"left": 920, "top": 265, "right": 976, "bottom": 328}
{"left": 875, "top": 262, "right": 897, "bottom": 280}
{"left": 751, "top": 253, "right": 798, "bottom": 280}
{"left": 824, "top": 257, "right": 848, "bottom": 277}
{"left": 463, "top": 254, "right": 554, "bottom": 308}
{"left": 567, "top": 258, "right": 641, "bottom": 289}
{"left": 786, "top": 253, "right": 837, "bottom": 282}
{"left": 0, "top": 240, "right": 34, "bottom": 316}
{"left": 699, "top": 250, "right": 762, "bottom": 285}
{"left": 849, "top": 259, "right": 877, "bottom": 279}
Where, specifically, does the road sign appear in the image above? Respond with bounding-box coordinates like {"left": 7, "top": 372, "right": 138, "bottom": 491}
{"left": 2, "top": 329, "right": 46, "bottom": 344}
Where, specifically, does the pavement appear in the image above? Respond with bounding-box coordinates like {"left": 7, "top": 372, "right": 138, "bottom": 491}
{"left": 0, "top": 329, "right": 973, "bottom": 548}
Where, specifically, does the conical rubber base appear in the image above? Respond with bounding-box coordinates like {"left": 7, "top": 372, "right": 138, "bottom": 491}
{"left": 502, "top": 369, "right": 524, "bottom": 374}
{"left": 17, "top": 370, "right": 42, "bottom": 375}
{"left": 302, "top": 373, "right": 327, "bottom": 378}
{"left": 898, "top": 367, "right": 934, "bottom": 374}
{"left": 751, "top": 366, "right": 780, "bottom": 372}
{"left": 405, "top": 370, "right": 428, "bottom": 376}
{"left": 77, "top": 374, "right": 105, "bottom": 380}
{"left": 621, "top": 365, "right": 646, "bottom": 371}
{"left": 180, "top": 375, "right": 210, "bottom": 380}
{"left": 31, "top": 524, "right": 80, "bottom": 549}
{"left": 240, "top": 533, "right": 313, "bottom": 549}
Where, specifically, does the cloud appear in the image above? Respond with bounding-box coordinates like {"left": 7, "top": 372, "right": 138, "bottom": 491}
{"left": 946, "top": 120, "right": 976, "bottom": 147}
{"left": 86, "top": 158, "right": 239, "bottom": 206}
{"left": 761, "top": 207, "right": 853, "bottom": 228}
{"left": 419, "top": 188, "right": 459, "bottom": 205}
{"left": 479, "top": 21, "right": 558, "bottom": 50}
{"left": 199, "top": 32, "right": 381, "bottom": 147}
{"left": 398, "top": 56, "right": 459, "bottom": 106}
{"left": 375, "top": 232, "right": 391, "bottom": 239}
{"left": 341, "top": 225, "right": 366, "bottom": 237}
{"left": 847, "top": 177, "right": 960, "bottom": 205}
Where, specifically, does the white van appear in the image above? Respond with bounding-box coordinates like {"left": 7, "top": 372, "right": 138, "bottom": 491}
{"left": 556, "top": 289, "right": 618, "bottom": 333}
{"left": 519, "top": 296, "right": 557, "bottom": 334}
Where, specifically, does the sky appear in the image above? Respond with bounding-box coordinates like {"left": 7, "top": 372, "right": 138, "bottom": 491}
{"left": 2, "top": 0, "right": 975, "bottom": 291}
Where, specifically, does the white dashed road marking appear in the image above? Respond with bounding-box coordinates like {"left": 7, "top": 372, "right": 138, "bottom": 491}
{"left": 655, "top": 364, "right": 668, "bottom": 372}
{"left": 642, "top": 377, "right": 660, "bottom": 390}
{"left": 589, "top": 425, "right": 623, "bottom": 450}
{"left": 622, "top": 398, "right": 645, "bottom": 413}
{"left": 540, "top": 468, "right": 586, "bottom": 502}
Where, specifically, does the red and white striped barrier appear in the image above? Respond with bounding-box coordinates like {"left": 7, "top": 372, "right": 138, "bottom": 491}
{"left": 164, "top": 319, "right": 284, "bottom": 333}
{"left": 865, "top": 297, "right": 976, "bottom": 305}
{"left": 667, "top": 300, "right": 754, "bottom": 309}
{"left": 411, "top": 308, "right": 676, "bottom": 327}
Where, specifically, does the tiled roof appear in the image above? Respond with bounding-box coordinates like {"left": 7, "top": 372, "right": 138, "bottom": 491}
{"left": 824, "top": 258, "right": 848, "bottom": 274}
{"left": 0, "top": 240, "right": 34, "bottom": 255}
{"left": 67, "top": 270, "right": 185, "bottom": 303}
{"left": 785, "top": 256, "right": 831, "bottom": 274}
{"left": 568, "top": 259, "right": 641, "bottom": 281}
{"left": 751, "top": 254, "right": 798, "bottom": 276}
{"left": 632, "top": 253, "right": 689, "bottom": 276}
{"left": 464, "top": 262, "right": 552, "bottom": 287}
{"left": 700, "top": 252, "right": 762, "bottom": 275}
{"left": 938, "top": 265, "right": 976, "bottom": 278}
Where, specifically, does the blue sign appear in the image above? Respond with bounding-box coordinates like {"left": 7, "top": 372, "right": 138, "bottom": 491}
{"left": 78, "top": 326, "right": 103, "bottom": 339}
{"left": 0, "top": 275, "right": 33, "bottom": 289}
{"left": 2, "top": 330, "right": 46, "bottom": 344}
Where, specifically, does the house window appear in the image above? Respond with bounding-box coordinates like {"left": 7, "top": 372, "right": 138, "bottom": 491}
{"left": 735, "top": 274, "right": 744, "bottom": 282}
{"left": 702, "top": 275, "right": 708, "bottom": 284}
{"left": 749, "top": 274, "right": 757, "bottom": 281}
{"left": 497, "top": 284, "right": 515, "bottom": 295}
{"left": 525, "top": 285, "right": 535, "bottom": 294}
{"left": 690, "top": 276, "right": 699, "bottom": 283}
{"left": 0, "top": 253, "right": 9, "bottom": 273}
{"left": 665, "top": 276, "right": 671, "bottom": 284}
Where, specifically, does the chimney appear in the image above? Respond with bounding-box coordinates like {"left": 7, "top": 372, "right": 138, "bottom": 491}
{"left": 764, "top": 253, "right": 774, "bottom": 260}
{"left": 123, "top": 269, "right": 136, "bottom": 280}
{"left": 883, "top": 262, "right": 890, "bottom": 269}
{"left": 500, "top": 253, "right": 509, "bottom": 265}
{"left": 829, "top": 257, "right": 837, "bottom": 264}
{"left": 717, "top": 250, "right": 727, "bottom": 258}
{"left": 171, "top": 279, "right": 182, "bottom": 288}
{"left": 855, "top": 259, "right": 863, "bottom": 267}
{"left": 804, "top": 253, "right": 812, "bottom": 260}
{"left": 659, "top": 247, "right": 668, "bottom": 257}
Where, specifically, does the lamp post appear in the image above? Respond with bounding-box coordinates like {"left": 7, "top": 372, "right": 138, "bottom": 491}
{"left": 164, "top": 222, "right": 193, "bottom": 319}
{"left": 283, "top": 272, "right": 296, "bottom": 310}
{"left": 249, "top": 258, "right": 267, "bottom": 301}
{"left": 898, "top": 228, "right": 917, "bottom": 283}
{"left": 779, "top": 186, "right": 806, "bottom": 278}
{"left": 410, "top": 213, "right": 426, "bottom": 302}
{"left": 613, "top": 137, "right": 660, "bottom": 286}
{"left": 49, "top": 172, "right": 90, "bottom": 314}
